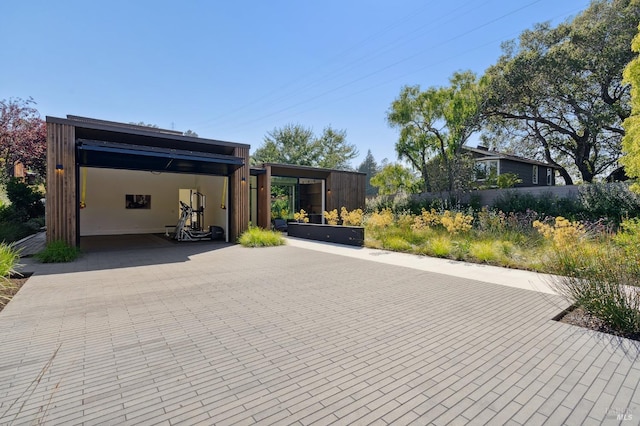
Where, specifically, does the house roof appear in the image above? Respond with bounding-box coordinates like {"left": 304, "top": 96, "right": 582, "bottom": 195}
{"left": 48, "top": 115, "right": 248, "bottom": 175}
{"left": 251, "top": 163, "right": 365, "bottom": 178}
{"left": 47, "top": 115, "right": 250, "bottom": 156}
{"left": 462, "top": 145, "right": 562, "bottom": 169}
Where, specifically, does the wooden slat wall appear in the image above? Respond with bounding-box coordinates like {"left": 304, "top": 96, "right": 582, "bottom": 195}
{"left": 46, "top": 123, "right": 77, "bottom": 245}
{"left": 326, "top": 171, "right": 366, "bottom": 212}
{"left": 257, "top": 165, "right": 271, "bottom": 229}
{"left": 230, "top": 146, "right": 250, "bottom": 240}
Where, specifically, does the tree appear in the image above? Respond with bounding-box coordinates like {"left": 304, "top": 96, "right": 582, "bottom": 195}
{"left": 315, "top": 127, "right": 358, "bottom": 169}
{"left": 356, "top": 149, "right": 380, "bottom": 196}
{"left": 251, "top": 123, "right": 358, "bottom": 169}
{"left": 387, "top": 71, "right": 482, "bottom": 192}
{"left": 482, "top": 0, "right": 640, "bottom": 184}
{"left": 183, "top": 129, "right": 199, "bottom": 137}
{"left": 621, "top": 23, "right": 640, "bottom": 191}
{"left": 370, "top": 163, "right": 420, "bottom": 195}
{"left": 0, "top": 97, "right": 47, "bottom": 183}
{"left": 129, "top": 121, "right": 159, "bottom": 128}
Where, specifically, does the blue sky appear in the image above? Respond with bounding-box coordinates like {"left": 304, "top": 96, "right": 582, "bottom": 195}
{"left": 2, "top": 0, "right": 591, "bottom": 167}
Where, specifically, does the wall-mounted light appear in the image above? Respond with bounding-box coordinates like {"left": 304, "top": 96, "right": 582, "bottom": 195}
{"left": 260, "top": 186, "right": 264, "bottom": 191}
{"left": 55, "top": 164, "right": 64, "bottom": 174}
{"left": 327, "top": 188, "right": 331, "bottom": 193}
{"left": 241, "top": 176, "right": 246, "bottom": 183}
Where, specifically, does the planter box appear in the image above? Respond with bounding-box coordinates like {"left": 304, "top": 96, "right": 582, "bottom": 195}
{"left": 287, "top": 223, "right": 364, "bottom": 247}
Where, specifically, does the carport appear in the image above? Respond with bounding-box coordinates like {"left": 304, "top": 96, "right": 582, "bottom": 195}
{"left": 46, "top": 116, "right": 250, "bottom": 246}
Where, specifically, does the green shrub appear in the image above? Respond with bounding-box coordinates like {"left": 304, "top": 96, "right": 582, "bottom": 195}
{"left": 4, "top": 179, "right": 45, "bottom": 222}
{"left": 0, "top": 221, "right": 35, "bottom": 244}
{"left": 35, "top": 240, "right": 81, "bottom": 263}
{"left": 469, "top": 241, "right": 501, "bottom": 263}
{"left": 0, "top": 243, "right": 21, "bottom": 278}
{"left": 238, "top": 227, "right": 285, "bottom": 247}
{"left": 427, "top": 236, "right": 453, "bottom": 258}
{"left": 578, "top": 183, "right": 640, "bottom": 224}
{"left": 493, "top": 190, "right": 581, "bottom": 219}
{"left": 613, "top": 218, "right": 640, "bottom": 261}
{"left": 452, "top": 238, "right": 471, "bottom": 260}
{"left": 547, "top": 245, "right": 640, "bottom": 336}
{"left": 382, "top": 236, "right": 412, "bottom": 252}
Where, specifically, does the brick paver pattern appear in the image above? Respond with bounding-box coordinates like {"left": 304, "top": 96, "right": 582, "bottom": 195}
{"left": 0, "top": 243, "right": 638, "bottom": 425}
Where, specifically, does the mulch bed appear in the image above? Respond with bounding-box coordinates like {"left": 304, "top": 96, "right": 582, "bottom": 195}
{"left": 0, "top": 275, "right": 30, "bottom": 313}
{"left": 557, "top": 305, "right": 640, "bottom": 341}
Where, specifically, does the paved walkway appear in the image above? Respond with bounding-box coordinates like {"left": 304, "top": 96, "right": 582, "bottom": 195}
{"left": 0, "top": 239, "right": 638, "bottom": 425}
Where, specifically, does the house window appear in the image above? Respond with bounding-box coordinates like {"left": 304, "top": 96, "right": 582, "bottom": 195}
{"left": 546, "top": 168, "right": 552, "bottom": 185}
{"left": 532, "top": 165, "right": 538, "bottom": 185}
{"left": 475, "top": 160, "right": 499, "bottom": 181}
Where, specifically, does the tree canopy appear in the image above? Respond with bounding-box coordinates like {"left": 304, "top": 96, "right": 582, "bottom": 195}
{"left": 387, "top": 71, "right": 482, "bottom": 192}
{"left": 370, "top": 163, "right": 420, "bottom": 195}
{"left": 0, "top": 97, "right": 46, "bottom": 183}
{"left": 251, "top": 123, "right": 358, "bottom": 170}
{"left": 481, "top": 0, "right": 640, "bottom": 184}
{"left": 357, "top": 149, "right": 380, "bottom": 196}
{"left": 621, "top": 23, "right": 640, "bottom": 191}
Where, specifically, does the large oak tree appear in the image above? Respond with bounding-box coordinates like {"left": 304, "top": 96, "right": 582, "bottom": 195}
{"left": 482, "top": 0, "right": 640, "bottom": 184}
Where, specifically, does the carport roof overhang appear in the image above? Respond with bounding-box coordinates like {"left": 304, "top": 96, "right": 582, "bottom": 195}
{"left": 77, "top": 139, "right": 244, "bottom": 175}
{"left": 47, "top": 115, "right": 248, "bottom": 176}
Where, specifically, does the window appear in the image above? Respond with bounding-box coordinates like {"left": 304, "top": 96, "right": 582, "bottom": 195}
{"left": 532, "top": 165, "right": 538, "bottom": 185}
{"left": 475, "top": 160, "right": 499, "bottom": 181}
{"left": 546, "top": 168, "right": 553, "bottom": 185}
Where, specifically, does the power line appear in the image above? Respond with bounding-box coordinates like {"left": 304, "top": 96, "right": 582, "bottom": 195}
{"left": 206, "top": 0, "right": 549, "bottom": 133}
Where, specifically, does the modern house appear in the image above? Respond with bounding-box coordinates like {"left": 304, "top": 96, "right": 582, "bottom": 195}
{"left": 46, "top": 116, "right": 365, "bottom": 247}
{"left": 250, "top": 163, "right": 365, "bottom": 229}
{"left": 463, "top": 145, "right": 560, "bottom": 187}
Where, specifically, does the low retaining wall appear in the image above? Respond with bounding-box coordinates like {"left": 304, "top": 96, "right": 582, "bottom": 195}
{"left": 287, "top": 223, "right": 364, "bottom": 247}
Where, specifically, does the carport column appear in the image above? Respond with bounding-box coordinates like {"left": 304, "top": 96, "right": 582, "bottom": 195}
{"left": 230, "top": 146, "right": 250, "bottom": 241}
{"left": 45, "top": 120, "right": 77, "bottom": 246}
{"left": 257, "top": 165, "right": 271, "bottom": 229}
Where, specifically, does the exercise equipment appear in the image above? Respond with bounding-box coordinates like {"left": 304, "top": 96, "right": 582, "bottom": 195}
{"left": 173, "top": 191, "right": 224, "bottom": 241}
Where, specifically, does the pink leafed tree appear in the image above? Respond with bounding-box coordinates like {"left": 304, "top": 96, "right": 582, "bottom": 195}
{"left": 0, "top": 97, "right": 47, "bottom": 183}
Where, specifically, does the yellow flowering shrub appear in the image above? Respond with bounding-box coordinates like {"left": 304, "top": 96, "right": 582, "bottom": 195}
{"left": 411, "top": 208, "right": 441, "bottom": 231}
{"left": 533, "top": 216, "right": 585, "bottom": 247}
{"left": 367, "top": 208, "right": 394, "bottom": 229}
{"left": 341, "top": 207, "right": 364, "bottom": 226}
{"left": 397, "top": 213, "right": 415, "bottom": 229}
{"left": 293, "top": 209, "right": 309, "bottom": 223}
{"left": 440, "top": 211, "right": 473, "bottom": 234}
{"left": 323, "top": 209, "right": 339, "bottom": 225}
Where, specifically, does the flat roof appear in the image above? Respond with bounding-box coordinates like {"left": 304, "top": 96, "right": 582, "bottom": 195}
{"left": 253, "top": 163, "right": 366, "bottom": 178}
{"left": 47, "top": 115, "right": 249, "bottom": 156}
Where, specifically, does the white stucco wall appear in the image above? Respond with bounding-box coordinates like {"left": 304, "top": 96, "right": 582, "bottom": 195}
{"left": 79, "top": 168, "right": 227, "bottom": 236}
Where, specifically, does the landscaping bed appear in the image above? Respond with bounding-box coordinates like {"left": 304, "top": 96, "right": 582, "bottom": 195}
{"left": 0, "top": 274, "right": 30, "bottom": 313}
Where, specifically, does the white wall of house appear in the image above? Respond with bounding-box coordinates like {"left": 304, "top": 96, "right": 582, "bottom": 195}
{"left": 79, "top": 167, "right": 227, "bottom": 236}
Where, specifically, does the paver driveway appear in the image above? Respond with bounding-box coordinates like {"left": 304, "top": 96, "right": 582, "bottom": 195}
{"left": 0, "top": 241, "right": 638, "bottom": 425}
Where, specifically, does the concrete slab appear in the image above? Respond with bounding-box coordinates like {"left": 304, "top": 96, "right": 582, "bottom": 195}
{"left": 0, "top": 241, "right": 638, "bottom": 425}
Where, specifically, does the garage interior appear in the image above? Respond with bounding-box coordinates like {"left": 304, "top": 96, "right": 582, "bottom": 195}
{"left": 46, "top": 116, "right": 250, "bottom": 247}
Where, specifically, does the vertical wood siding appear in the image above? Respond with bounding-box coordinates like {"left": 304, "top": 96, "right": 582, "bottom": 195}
{"left": 230, "top": 147, "right": 250, "bottom": 240}
{"left": 326, "top": 172, "right": 366, "bottom": 212}
{"left": 257, "top": 165, "right": 271, "bottom": 229}
{"left": 46, "top": 123, "right": 77, "bottom": 245}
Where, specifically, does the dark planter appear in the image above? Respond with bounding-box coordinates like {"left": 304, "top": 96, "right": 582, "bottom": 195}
{"left": 287, "top": 223, "right": 364, "bottom": 247}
